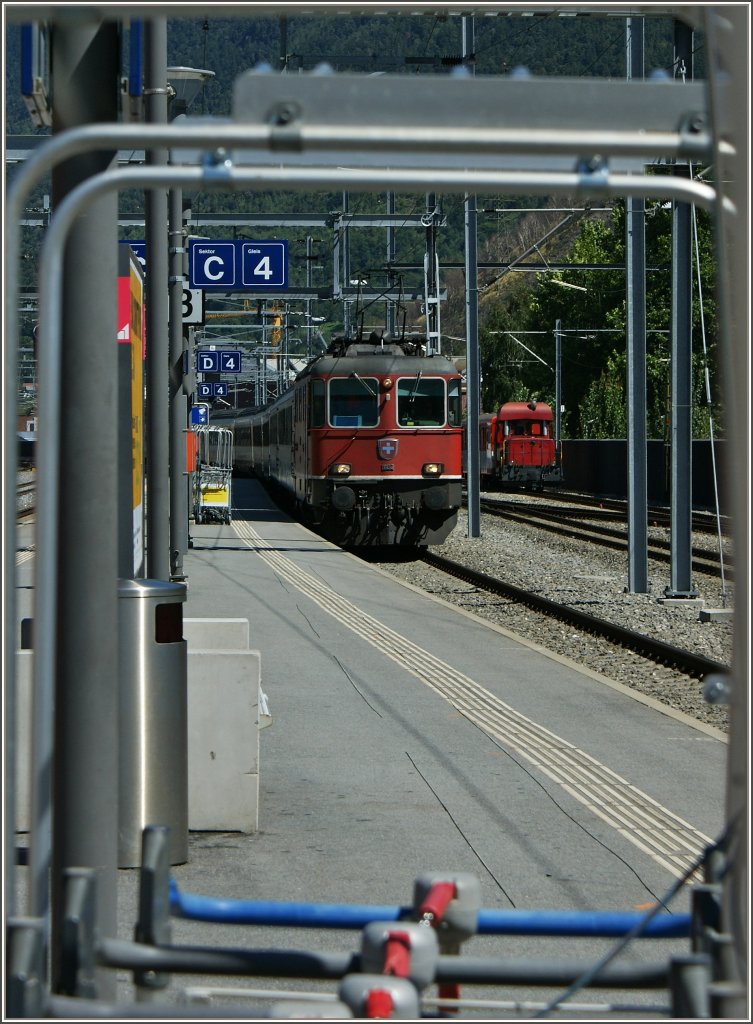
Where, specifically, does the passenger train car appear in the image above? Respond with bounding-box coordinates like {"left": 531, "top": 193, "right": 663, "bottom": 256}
{"left": 232, "top": 333, "right": 464, "bottom": 546}
{"left": 473, "top": 400, "right": 561, "bottom": 490}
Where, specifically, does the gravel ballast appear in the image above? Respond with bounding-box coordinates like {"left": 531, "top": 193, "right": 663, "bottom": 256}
{"left": 370, "top": 505, "right": 733, "bottom": 735}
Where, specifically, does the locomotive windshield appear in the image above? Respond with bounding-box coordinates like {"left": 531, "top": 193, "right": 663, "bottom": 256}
{"left": 396, "top": 376, "right": 447, "bottom": 427}
{"left": 329, "top": 377, "right": 380, "bottom": 427}
{"left": 448, "top": 378, "right": 462, "bottom": 426}
{"left": 506, "top": 419, "right": 550, "bottom": 437}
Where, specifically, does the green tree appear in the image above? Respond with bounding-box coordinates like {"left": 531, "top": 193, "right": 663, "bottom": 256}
{"left": 485, "top": 194, "right": 721, "bottom": 438}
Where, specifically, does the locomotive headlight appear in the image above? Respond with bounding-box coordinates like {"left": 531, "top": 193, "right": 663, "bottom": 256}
{"left": 329, "top": 463, "right": 352, "bottom": 476}
{"left": 382, "top": 377, "right": 394, "bottom": 391}
{"left": 422, "top": 463, "right": 444, "bottom": 476}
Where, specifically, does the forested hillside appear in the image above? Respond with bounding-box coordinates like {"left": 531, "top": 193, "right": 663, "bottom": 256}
{"left": 5, "top": 13, "right": 689, "bottom": 139}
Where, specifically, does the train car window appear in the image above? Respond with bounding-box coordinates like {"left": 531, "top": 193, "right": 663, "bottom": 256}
{"left": 448, "top": 378, "right": 462, "bottom": 426}
{"left": 329, "top": 377, "right": 379, "bottom": 427}
{"left": 397, "top": 376, "right": 446, "bottom": 426}
{"left": 311, "top": 380, "right": 325, "bottom": 427}
{"left": 282, "top": 405, "right": 292, "bottom": 445}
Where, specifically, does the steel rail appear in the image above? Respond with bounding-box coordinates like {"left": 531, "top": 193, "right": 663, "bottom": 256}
{"left": 420, "top": 550, "right": 729, "bottom": 680}
{"left": 526, "top": 490, "right": 731, "bottom": 535}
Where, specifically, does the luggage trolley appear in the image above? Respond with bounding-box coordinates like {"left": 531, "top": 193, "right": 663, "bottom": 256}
{"left": 193, "top": 426, "right": 233, "bottom": 525}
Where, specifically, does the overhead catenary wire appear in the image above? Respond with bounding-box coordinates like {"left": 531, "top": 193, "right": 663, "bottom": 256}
{"left": 691, "top": 165, "right": 729, "bottom": 607}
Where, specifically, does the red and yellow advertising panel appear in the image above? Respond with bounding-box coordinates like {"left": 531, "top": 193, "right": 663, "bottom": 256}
{"left": 118, "top": 247, "right": 144, "bottom": 574}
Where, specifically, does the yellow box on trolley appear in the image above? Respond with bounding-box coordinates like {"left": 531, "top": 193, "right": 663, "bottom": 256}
{"left": 192, "top": 426, "right": 233, "bottom": 525}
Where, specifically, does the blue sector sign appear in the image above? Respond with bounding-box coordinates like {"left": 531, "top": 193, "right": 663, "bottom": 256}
{"left": 189, "top": 239, "right": 288, "bottom": 291}
{"left": 196, "top": 351, "right": 220, "bottom": 373}
{"left": 120, "top": 240, "right": 146, "bottom": 274}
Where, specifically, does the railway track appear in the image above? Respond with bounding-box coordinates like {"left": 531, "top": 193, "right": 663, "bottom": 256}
{"left": 16, "top": 481, "right": 36, "bottom": 519}
{"left": 501, "top": 488, "right": 730, "bottom": 536}
{"left": 476, "top": 497, "right": 732, "bottom": 581}
{"left": 418, "top": 549, "right": 729, "bottom": 683}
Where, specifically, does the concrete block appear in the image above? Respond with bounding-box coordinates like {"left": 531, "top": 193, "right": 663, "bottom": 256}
{"left": 13, "top": 644, "right": 264, "bottom": 836}
{"left": 187, "top": 649, "right": 261, "bottom": 833}
{"left": 699, "top": 608, "right": 734, "bottom": 622}
{"left": 656, "top": 596, "right": 705, "bottom": 608}
{"left": 184, "top": 618, "right": 250, "bottom": 651}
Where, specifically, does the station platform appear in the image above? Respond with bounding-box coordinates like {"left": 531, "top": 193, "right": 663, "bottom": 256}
{"left": 105, "top": 476, "right": 728, "bottom": 1010}
{"left": 13, "top": 477, "right": 728, "bottom": 1013}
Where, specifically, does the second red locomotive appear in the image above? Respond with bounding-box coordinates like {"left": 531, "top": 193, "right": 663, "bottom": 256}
{"left": 474, "top": 400, "right": 562, "bottom": 490}
{"left": 232, "top": 332, "right": 464, "bottom": 546}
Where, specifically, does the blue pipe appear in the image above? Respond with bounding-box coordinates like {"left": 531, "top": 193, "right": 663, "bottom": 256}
{"left": 128, "top": 20, "right": 143, "bottom": 98}
{"left": 168, "top": 879, "right": 690, "bottom": 938}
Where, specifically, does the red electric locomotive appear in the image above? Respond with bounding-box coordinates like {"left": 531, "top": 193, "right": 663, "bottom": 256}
{"left": 477, "top": 400, "right": 561, "bottom": 490}
{"left": 232, "top": 332, "right": 464, "bottom": 546}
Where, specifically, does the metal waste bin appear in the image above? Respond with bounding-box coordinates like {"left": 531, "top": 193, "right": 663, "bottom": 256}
{"left": 118, "top": 578, "right": 188, "bottom": 868}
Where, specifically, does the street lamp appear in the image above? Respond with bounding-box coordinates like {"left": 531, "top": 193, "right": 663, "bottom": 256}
{"left": 165, "top": 66, "right": 214, "bottom": 582}
{"left": 166, "top": 67, "right": 215, "bottom": 117}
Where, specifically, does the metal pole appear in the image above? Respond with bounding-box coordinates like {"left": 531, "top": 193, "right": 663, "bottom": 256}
{"left": 386, "top": 192, "right": 396, "bottom": 336}
{"left": 342, "top": 192, "right": 351, "bottom": 335}
{"left": 306, "top": 235, "right": 313, "bottom": 358}
{"left": 144, "top": 20, "right": 170, "bottom": 580}
{"left": 48, "top": 18, "right": 119, "bottom": 997}
{"left": 666, "top": 169, "right": 696, "bottom": 597}
{"left": 625, "top": 16, "right": 648, "bottom": 594}
{"left": 169, "top": 187, "right": 188, "bottom": 581}
{"left": 665, "top": 21, "right": 697, "bottom": 599}
{"left": 462, "top": 15, "right": 480, "bottom": 539}
{"left": 702, "top": 11, "right": 749, "bottom": 1001}
{"left": 424, "top": 192, "right": 440, "bottom": 355}
{"left": 555, "top": 319, "right": 562, "bottom": 460}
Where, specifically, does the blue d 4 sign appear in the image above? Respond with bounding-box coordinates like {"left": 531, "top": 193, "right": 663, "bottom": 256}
{"left": 196, "top": 350, "right": 220, "bottom": 373}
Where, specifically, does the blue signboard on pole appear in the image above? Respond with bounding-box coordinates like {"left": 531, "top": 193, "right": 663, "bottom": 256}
{"left": 191, "top": 404, "right": 209, "bottom": 426}
{"left": 197, "top": 383, "right": 230, "bottom": 398}
{"left": 241, "top": 242, "right": 287, "bottom": 287}
{"left": 188, "top": 239, "right": 288, "bottom": 291}
{"left": 196, "top": 350, "right": 220, "bottom": 374}
{"left": 196, "top": 350, "right": 242, "bottom": 374}
{"left": 119, "top": 240, "right": 147, "bottom": 274}
{"left": 219, "top": 351, "right": 242, "bottom": 373}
